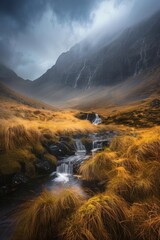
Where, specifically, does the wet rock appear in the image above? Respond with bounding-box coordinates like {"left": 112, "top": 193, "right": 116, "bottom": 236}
{"left": 76, "top": 112, "right": 99, "bottom": 123}
{"left": 35, "top": 159, "right": 54, "bottom": 174}
{"left": 12, "top": 172, "right": 29, "bottom": 186}
{"left": 46, "top": 141, "right": 75, "bottom": 158}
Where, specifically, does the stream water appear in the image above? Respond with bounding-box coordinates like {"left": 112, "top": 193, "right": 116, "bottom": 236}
{"left": 0, "top": 129, "right": 116, "bottom": 240}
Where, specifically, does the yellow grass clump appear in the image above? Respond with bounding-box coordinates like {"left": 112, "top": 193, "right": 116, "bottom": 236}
{"left": 79, "top": 152, "right": 115, "bottom": 181}
{"left": 110, "top": 136, "right": 136, "bottom": 157}
{"left": 137, "top": 140, "right": 160, "bottom": 162}
{"left": 0, "top": 124, "right": 41, "bottom": 152}
{"left": 12, "top": 187, "right": 85, "bottom": 240}
{"left": 114, "top": 158, "right": 141, "bottom": 173}
{"left": 62, "top": 193, "right": 130, "bottom": 240}
{"left": 126, "top": 127, "right": 160, "bottom": 162}
{"left": 130, "top": 202, "right": 160, "bottom": 240}
{"left": 107, "top": 167, "right": 134, "bottom": 202}
{"left": 107, "top": 165, "right": 155, "bottom": 203}
{"left": 0, "top": 149, "right": 36, "bottom": 176}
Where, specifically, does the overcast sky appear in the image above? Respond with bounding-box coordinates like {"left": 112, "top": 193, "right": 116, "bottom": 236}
{"left": 0, "top": 0, "right": 160, "bottom": 80}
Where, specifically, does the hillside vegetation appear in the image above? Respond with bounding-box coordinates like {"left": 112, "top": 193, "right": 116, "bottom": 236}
{"left": 0, "top": 84, "right": 97, "bottom": 179}
{"left": 12, "top": 126, "right": 160, "bottom": 240}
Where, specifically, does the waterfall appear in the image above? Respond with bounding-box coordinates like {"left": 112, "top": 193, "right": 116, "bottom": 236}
{"left": 55, "top": 160, "right": 73, "bottom": 183}
{"left": 75, "top": 139, "right": 86, "bottom": 155}
{"left": 134, "top": 39, "right": 147, "bottom": 75}
{"left": 74, "top": 60, "right": 86, "bottom": 88}
{"left": 86, "top": 113, "right": 89, "bottom": 120}
{"left": 56, "top": 162, "right": 73, "bottom": 174}
{"left": 92, "top": 113, "right": 102, "bottom": 125}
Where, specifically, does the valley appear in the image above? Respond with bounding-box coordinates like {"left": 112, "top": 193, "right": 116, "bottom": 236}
{"left": 0, "top": 5, "right": 160, "bottom": 240}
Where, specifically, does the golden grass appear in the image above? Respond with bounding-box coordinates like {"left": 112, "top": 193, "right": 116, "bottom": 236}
{"left": 130, "top": 202, "right": 160, "bottom": 240}
{"left": 137, "top": 140, "right": 160, "bottom": 162}
{"left": 126, "top": 127, "right": 160, "bottom": 162}
{"left": 12, "top": 187, "right": 85, "bottom": 240}
{"left": 107, "top": 167, "right": 134, "bottom": 202}
{"left": 0, "top": 124, "right": 41, "bottom": 152}
{"left": 79, "top": 152, "right": 116, "bottom": 181}
{"left": 0, "top": 149, "right": 36, "bottom": 176}
{"left": 114, "top": 158, "right": 141, "bottom": 173}
{"left": 62, "top": 193, "right": 130, "bottom": 240}
{"left": 107, "top": 163, "right": 156, "bottom": 203}
{"left": 110, "top": 136, "right": 136, "bottom": 157}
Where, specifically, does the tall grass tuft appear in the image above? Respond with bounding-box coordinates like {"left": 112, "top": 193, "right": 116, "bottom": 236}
{"left": 0, "top": 124, "right": 41, "bottom": 152}
{"left": 130, "top": 202, "right": 160, "bottom": 240}
{"left": 12, "top": 187, "right": 85, "bottom": 240}
{"left": 107, "top": 167, "right": 133, "bottom": 202}
{"left": 62, "top": 193, "right": 130, "bottom": 240}
{"left": 114, "top": 158, "right": 141, "bottom": 173}
{"left": 137, "top": 140, "right": 160, "bottom": 162}
{"left": 79, "top": 152, "right": 115, "bottom": 181}
{"left": 110, "top": 136, "right": 136, "bottom": 157}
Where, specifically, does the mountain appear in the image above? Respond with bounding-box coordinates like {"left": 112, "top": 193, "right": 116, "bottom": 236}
{"left": 32, "top": 11, "right": 160, "bottom": 90}
{"left": 0, "top": 64, "right": 32, "bottom": 93}
{"left": 0, "top": 11, "right": 160, "bottom": 106}
{"left": 0, "top": 82, "right": 55, "bottom": 110}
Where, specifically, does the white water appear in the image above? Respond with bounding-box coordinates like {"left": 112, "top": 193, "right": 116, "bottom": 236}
{"left": 74, "top": 60, "right": 86, "bottom": 88}
{"left": 74, "top": 139, "right": 86, "bottom": 155}
{"left": 92, "top": 113, "right": 102, "bottom": 125}
{"left": 134, "top": 39, "right": 147, "bottom": 75}
{"left": 56, "top": 162, "right": 73, "bottom": 174}
{"left": 53, "top": 139, "right": 86, "bottom": 183}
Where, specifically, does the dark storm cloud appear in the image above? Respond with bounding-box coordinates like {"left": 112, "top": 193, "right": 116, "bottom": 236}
{"left": 0, "top": 0, "right": 49, "bottom": 30}
{"left": 0, "top": 0, "right": 160, "bottom": 79}
{"left": 0, "top": 0, "right": 101, "bottom": 29}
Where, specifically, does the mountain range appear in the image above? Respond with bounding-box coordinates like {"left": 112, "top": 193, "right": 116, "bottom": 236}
{"left": 0, "top": 10, "right": 160, "bottom": 107}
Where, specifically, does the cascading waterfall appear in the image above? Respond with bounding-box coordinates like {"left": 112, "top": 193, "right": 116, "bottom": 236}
{"left": 75, "top": 139, "right": 86, "bottom": 154}
{"left": 56, "top": 161, "right": 73, "bottom": 174}
{"left": 92, "top": 113, "right": 102, "bottom": 125}
{"left": 55, "top": 160, "right": 73, "bottom": 183}
{"left": 55, "top": 139, "right": 86, "bottom": 181}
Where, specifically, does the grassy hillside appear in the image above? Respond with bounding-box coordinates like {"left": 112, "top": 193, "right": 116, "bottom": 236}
{"left": 101, "top": 97, "right": 160, "bottom": 128}
{"left": 0, "top": 84, "right": 98, "bottom": 179}
{"left": 12, "top": 126, "right": 160, "bottom": 240}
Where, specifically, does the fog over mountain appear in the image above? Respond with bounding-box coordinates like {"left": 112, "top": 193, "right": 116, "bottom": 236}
{"left": 0, "top": 0, "right": 160, "bottom": 80}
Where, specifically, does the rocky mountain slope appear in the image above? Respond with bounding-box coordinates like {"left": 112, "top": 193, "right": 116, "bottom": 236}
{"left": 33, "top": 10, "right": 160, "bottom": 90}
{"left": 0, "top": 11, "right": 160, "bottom": 105}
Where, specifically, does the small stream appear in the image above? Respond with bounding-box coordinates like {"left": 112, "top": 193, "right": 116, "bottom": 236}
{"left": 0, "top": 127, "right": 117, "bottom": 240}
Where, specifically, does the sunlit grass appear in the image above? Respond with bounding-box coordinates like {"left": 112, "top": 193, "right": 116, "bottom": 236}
{"left": 62, "top": 193, "right": 130, "bottom": 240}
{"left": 12, "top": 187, "right": 85, "bottom": 240}
{"left": 79, "top": 152, "right": 116, "bottom": 181}
{"left": 130, "top": 201, "right": 160, "bottom": 240}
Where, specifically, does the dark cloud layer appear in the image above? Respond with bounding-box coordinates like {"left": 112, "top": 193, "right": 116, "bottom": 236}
{"left": 0, "top": 0, "right": 101, "bottom": 28}
{"left": 0, "top": 0, "right": 160, "bottom": 79}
